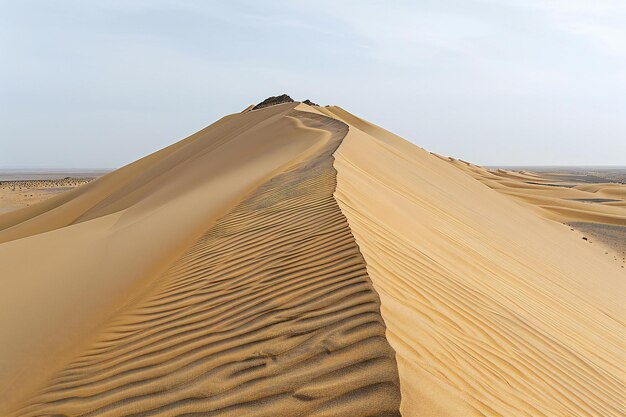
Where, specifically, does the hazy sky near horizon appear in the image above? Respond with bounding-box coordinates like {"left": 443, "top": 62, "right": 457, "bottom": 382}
{"left": 1, "top": 0, "right": 625, "bottom": 168}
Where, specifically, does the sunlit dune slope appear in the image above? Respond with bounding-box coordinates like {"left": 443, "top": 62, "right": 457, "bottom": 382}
{"left": 320, "top": 106, "right": 624, "bottom": 417}
{"left": 0, "top": 100, "right": 624, "bottom": 417}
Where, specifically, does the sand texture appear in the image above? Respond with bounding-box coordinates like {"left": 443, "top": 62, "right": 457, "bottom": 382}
{"left": 441, "top": 159, "right": 626, "bottom": 225}
{"left": 440, "top": 159, "right": 626, "bottom": 259}
{"left": 0, "top": 101, "right": 624, "bottom": 416}
{"left": 1, "top": 105, "right": 400, "bottom": 416}
{"left": 323, "top": 106, "right": 625, "bottom": 417}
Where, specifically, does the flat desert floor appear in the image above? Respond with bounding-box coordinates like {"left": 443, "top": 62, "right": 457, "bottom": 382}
{"left": 0, "top": 177, "right": 97, "bottom": 213}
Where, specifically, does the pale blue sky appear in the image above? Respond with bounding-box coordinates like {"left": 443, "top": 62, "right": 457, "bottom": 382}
{"left": 1, "top": 0, "right": 625, "bottom": 168}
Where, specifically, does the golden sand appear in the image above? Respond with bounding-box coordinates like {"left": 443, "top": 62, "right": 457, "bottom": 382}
{"left": 0, "top": 102, "right": 623, "bottom": 416}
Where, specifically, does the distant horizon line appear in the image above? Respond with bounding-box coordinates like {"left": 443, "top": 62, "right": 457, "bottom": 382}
{"left": 2, "top": 165, "right": 626, "bottom": 171}
{"left": 0, "top": 167, "right": 114, "bottom": 171}
{"left": 487, "top": 165, "right": 626, "bottom": 170}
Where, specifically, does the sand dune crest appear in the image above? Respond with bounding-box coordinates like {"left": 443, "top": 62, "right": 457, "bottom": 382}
{"left": 8, "top": 110, "right": 401, "bottom": 417}
{"left": 0, "top": 100, "right": 623, "bottom": 417}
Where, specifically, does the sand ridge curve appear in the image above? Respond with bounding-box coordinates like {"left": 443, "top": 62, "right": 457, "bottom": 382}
{"left": 327, "top": 106, "right": 625, "bottom": 417}
{"left": 10, "top": 110, "right": 401, "bottom": 416}
{"left": 0, "top": 103, "right": 339, "bottom": 412}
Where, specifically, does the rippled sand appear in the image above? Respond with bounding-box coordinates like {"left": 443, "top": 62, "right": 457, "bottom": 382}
{"left": 0, "top": 102, "right": 623, "bottom": 416}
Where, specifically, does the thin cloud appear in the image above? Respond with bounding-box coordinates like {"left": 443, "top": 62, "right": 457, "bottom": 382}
{"left": 517, "top": 0, "right": 626, "bottom": 56}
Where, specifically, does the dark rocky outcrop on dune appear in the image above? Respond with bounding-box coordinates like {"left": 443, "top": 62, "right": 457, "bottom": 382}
{"left": 303, "top": 99, "right": 319, "bottom": 106}
{"left": 252, "top": 95, "right": 323, "bottom": 110}
{"left": 252, "top": 94, "right": 294, "bottom": 110}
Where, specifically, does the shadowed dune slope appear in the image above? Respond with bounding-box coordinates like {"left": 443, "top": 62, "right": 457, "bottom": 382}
{"left": 325, "top": 107, "right": 625, "bottom": 417}
{"left": 0, "top": 102, "right": 326, "bottom": 412}
{"left": 6, "top": 110, "right": 401, "bottom": 417}
{"left": 0, "top": 105, "right": 400, "bottom": 416}
{"left": 0, "top": 103, "right": 315, "bottom": 243}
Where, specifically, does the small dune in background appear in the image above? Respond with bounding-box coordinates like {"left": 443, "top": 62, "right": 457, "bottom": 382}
{"left": 0, "top": 99, "right": 624, "bottom": 416}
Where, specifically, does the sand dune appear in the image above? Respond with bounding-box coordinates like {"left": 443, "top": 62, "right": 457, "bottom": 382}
{"left": 0, "top": 103, "right": 343, "bottom": 413}
{"left": 10, "top": 110, "right": 400, "bottom": 416}
{"left": 324, "top": 107, "right": 625, "bottom": 416}
{"left": 444, "top": 160, "right": 626, "bottom": 226}
{"left": 0, "top": 100, "right": 624, "bottom": 416}
{"left": 442, "top": 160, "right": 626, "bottom": 258}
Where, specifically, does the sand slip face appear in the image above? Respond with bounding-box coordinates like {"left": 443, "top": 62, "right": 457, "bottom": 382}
{"left": 328, "top": 107, "right": 625, "bottom": 417}
{"left": 6, "top": 110, "right": 401, "bottom": 416}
